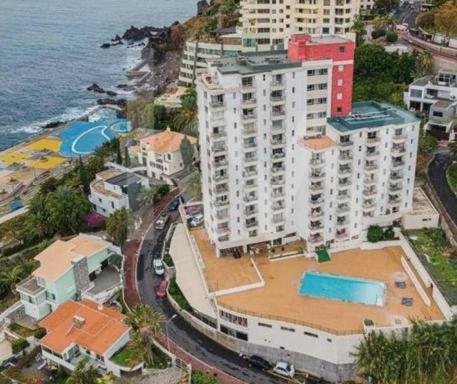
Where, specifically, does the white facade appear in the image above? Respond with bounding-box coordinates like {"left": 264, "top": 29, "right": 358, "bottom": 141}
{"left": 239, "top": 0, "right": 359, "bottom": 51}
{"left": 88, "top": 169, "right": 148, "bottom": 217}
{"left": 198, "top": 51, "right": 419, "bottom": 254}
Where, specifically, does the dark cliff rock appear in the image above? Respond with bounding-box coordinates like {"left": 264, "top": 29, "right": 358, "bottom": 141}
{"left": 122, "top": 25, "right": 164, "bottom": 41}
{"left": 87, "top": 83, "right": 106, "bottom": 93}
{"left": 100, "top": 43, "right": 111, "bottom": 49}
{"left": 97, "top": 98, "right": 127, "bottom": 108}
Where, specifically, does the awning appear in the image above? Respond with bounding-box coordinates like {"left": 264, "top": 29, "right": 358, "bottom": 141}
{"left": 316, "top": 249, "right": 331, "bottom": 263}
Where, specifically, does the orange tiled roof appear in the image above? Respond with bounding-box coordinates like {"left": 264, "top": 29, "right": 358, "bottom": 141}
{"left": 140, "top": 129, "right": 197, "bottom": 154}
{"left": 39, "top": 300, "right": 129, "bottom": 356}
{"left": 301, "top": 136, "right": 336, "bottom": 151}
{"left": 33, "top": 235, "right": 109, "bottom": 281}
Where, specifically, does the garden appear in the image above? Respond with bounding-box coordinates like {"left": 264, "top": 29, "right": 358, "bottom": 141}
{"left": 406, "top": 228, "right": 457, "bottom": 305}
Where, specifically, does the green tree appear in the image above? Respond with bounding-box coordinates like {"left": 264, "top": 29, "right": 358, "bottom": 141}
{"left": 435, "top": 1, "right": 457, "bottom": 38}
{"left": 106, "top": 208, "right": 130, "bottom": 247}
{"left": 46, "top": 187, "right": 91, "bottom": 235}
{"left": 124, "top": 146, "right": 131, "bottom": 167}
{"left": 180, "top": 136, "right": 195, "bottom": 170}
{"left": 386, "top": 31, "right": 398, "bottom": 42}
{"left": 367, "top": 225, "right": 385, "bottom": 242}
{"left": 65, "top": 357, "right": 98, "bottom": 384}
{"left": 79, "top": 157, "right": 90, "bottom": 194}
{"left": 0, "top": 265, "right": 26, "bottom": 294}
{"left": 351, "top": 16, "right": 367, "bottom": 47}
{"left": 86, "top": 153, "right": 105, "bottom": 181}
{"left": 173, "top": 88, "right": 198, "bottom": 134}
{"left": 416, "top": 11, "right": 436, "bottom": 31}
{"left": 125, "top": 304, "right": 165, "bottom": 368}
{"left": 419, "top": 132, "right": 438, "bottom": 154}
{"left": 39, "top": 177, "right": 58, "bottom": 195}
{"left": 186, "top": 170, "right": 202, "bottom": 201}
{"left": 416, "top": 50, "right": 434, "bottom": 76}
{"left": 373, "top": 0, "right": 399, "bottom": 15}
{"left": 115, "top": 140, "right": 122, "bottom": 165}
{"left": 26, "top": 194, "right": 53, "bottom": 240}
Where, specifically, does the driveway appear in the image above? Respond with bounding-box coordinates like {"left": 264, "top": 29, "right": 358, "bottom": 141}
{"left": 427, "top": 152, "right": 457, "bottom": 227}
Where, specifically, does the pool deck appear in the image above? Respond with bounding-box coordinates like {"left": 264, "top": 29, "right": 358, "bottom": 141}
{"left": 191, "top": 228, "right": 444, "bottom": 334}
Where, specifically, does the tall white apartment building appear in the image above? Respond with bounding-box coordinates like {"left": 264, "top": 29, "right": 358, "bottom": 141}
{"left": 239, "top": 0, "right": 359, "bottom": 51}
{"left": 197, "top": 34, "right": 420, "bottom": 255}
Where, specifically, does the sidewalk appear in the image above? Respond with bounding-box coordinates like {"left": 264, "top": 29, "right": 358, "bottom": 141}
{"left": 405, "top": 34, "right": 457, "bottom": 61}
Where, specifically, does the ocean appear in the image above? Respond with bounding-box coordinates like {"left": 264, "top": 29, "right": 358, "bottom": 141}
{"left": 0, "top": 0, "right": 196, "bottom": 151}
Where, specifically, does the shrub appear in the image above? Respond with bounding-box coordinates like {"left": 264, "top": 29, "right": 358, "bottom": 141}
{"left": 384, "top": 226, "right": 396, "bottom": 240}
{"left": 11, "top": 339, "right": 29, "bottom": 354}
{"left": 367, "top": 225, "right": 385, "bottom": 242}
{"left": 386, "top": 31, "right": 398, "bottom": 43}
{"left": 34, "top": 328, "right": 46, "bottom": 339}
{"left": 168, "top": 278, "right": 192, "bottom": 312}
{"left": 191, "top": 371, "right": 219, "bottom": 384}
{"left": 371, "top": 28, "right": 386, "bottom": 39}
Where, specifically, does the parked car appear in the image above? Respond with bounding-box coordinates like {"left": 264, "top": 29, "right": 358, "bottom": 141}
{"left": 153, "top": 259, "right": 165, "bottom": 276}
{"left": 189, "top": 213, "right": 204, "bottom": 227}
{"left": 273, "top": 362, "right": 295, "bottom": 378}
{"left": 155, "top": 279, "right": 168, "bottom": 297}
{"left": 168, "top": 197, "right": 180, "bottom": 211}
{"left": 154, "top": 212, "right": 170, "bottom": 230}
{"left": 248, "top": 355, "right": 271, "bottom": 371}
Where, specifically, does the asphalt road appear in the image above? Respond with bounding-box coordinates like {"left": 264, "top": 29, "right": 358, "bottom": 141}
{"left": 136, "top": 209, "right": 292, "bottom": 384}
{"left": 427, "top": 152, "right": 457, "bottom": 227}
{"left": 394, "top": 1, "right": 421, "bottom": 28}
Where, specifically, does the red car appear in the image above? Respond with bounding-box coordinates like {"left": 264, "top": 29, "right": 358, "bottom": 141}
{"left": 155, "top": 279, "right": 168, "bottom": 297}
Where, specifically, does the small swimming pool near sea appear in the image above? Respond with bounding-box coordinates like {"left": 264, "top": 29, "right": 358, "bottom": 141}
{"left": 299, "top": 271, "right": 385, "bottom": 306}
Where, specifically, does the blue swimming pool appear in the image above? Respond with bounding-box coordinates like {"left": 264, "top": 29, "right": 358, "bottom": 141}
{"left": 58, "top": 119, "right": 131, "bottom": 157}
{"left": 299, "top": 272, "right": 385, "bottom": 306}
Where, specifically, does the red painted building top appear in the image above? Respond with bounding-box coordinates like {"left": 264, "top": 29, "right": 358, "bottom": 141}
{"left": 287, "top": 34, "right": 355, "bottom": 117}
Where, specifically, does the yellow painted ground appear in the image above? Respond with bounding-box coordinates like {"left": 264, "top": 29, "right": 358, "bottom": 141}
{"left": 0, "top": 151, "right": 30, "bottom": 165}
{"left": 24, "top": 139, "right": 61, "bottom": 152}
{"left": 29, "top": 156, "right": 66, "bottom": 169}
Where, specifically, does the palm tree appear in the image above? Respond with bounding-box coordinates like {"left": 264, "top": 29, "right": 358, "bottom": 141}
{"left": 128, "top": 331, "right": 153, "bottom": 367}
{"left": 125, "top": 304, "right": 165, "bottom": 368}
{"left": 173, "top": 88, "right": 198, "bottom": 134}
{"left": 351, "top": 15, "right": 367, "bottom": 46}
{"left": 65, "top": 357, "right": 98, "bottom": 384}
{"left": 0, "top": 265, "right": 25, "bottom": 295}
{"left": 95, "top": 375, "right": 114, "bottom": 384}
{"left": 416, "top": 50, "right": 434, "bottom": 76}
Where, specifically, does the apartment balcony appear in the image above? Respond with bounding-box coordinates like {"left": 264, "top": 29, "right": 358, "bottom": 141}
{"left": 213, "top": 184, "right": 229, "bottom": 195}
{"left": 244, "top": 155, "right": 257, "bottom": 164}
{"left": 392, "top": 134, "right": 407, "bottom": 143}
{"left": 243, "top": 169, "right": 257, "bottom": 178}
{"left": 389, "top": 183, "right": 403, "bottom": 192}
{"left": 364, "top": 163, "right": 378, "bottom": 173}
{"left": 310, "top": 183, "right": 324, "bottom": 192}
{"left": 270, "top": 80, "right": 285, "bottom": 90}
{"left": 336, "top": 219, "right": 349, "bottom": 229}
{"left": 339, "top": 140, "right": 354, "bottom": 147}
{"left": 241, "top": 81, "right": 255, "bottom": 91}
{"left": 272, "top": 202, "right": 285, "bottom": 212}
{"left": 309, "top": 223, "right": 324, "bottom": 234}
{"left": 339, "top": 167, "right": 352, "bottom": 175}
{"left": 210, "top": 130, "right": 226, "bottom": 139}
{"left": 242, "top": 124, "right": 256, "bottom": 135}
{"left": 271, "top": 124, "right": 286, "bottom": 134}
{"left": 215, "top": 199, "right": 229, "bottom": 207}
{"left": 366, "top": 136, "right": 381, "bottom": 144}
{"left": 388, "top": 196, "right": 401, "bottom": 205}
{"left": 271, "top": 137, "right": 286, "bottom": 147}
{"left": 272, "top": 177, "right": 285, "bottom": 185}
{"left": 270, "top": 95, "right": 285, "bottom": 105}
{"left": 308, "top": 235, "right": 324, "bottom": 245}
{"left": 212, "top": 158, "right": 228, "bottom": 168}
{"left": 271, "top": 190, "right": 285, "bottom": 199}
{"left": 244, "top": 207, "right": 258, "bottom": 217}
{"left": 216, "top": 225, "right": 230, "bottom": 235}
{"left": 245, "top": 220, "right": 259, "bottom": 229}
{"left": 336, "top": 231, "right": 350, "bottom": 241}
{"left": 272, "top": 151, "right": 285, "bottom": 160}
{"left": 209, "top": 100, "right": 226, "bottom": 110}
{"left": 309, "top": 198, "right": 324, "bottom": 207}
{"left": 338, "top": 154, "right": 353, "bottom": 164}
{"left": 211, "top": 144, "right": 227, "bottom": 154}
{"left": 390, "top": 173, "right": 404, "bottom": 181}
{"left": 271, "top": 110, "right": 286, "bottom": 120}
{"left": 243, "top": 141, "right": 257, "bottom": 150}
{"left": 271, "top": 165, "right": 286, "bottom": 175}
{"left": 338, "top": 180, "right": 352, "bottom": 189}
{"left": 244, "top": 181, "right": 257, "bottom": 190}
{"left": 363, "top": 189, "right": 377, "bottom": 197}
{"left": 363, "top": 200, "right": 376, "bottom": 210}
{"left": 244, "top": 194, "right": 257, "bottom": 203}
{"left": 215, "top": 210, "right": 229, "bottom": 221}
{"left": 392, "top": 146, "right": 406, "bottom": 156}
{"left": 336, "top": 205, "right": 350, "bottom": 214}
{"left": 337, "top": 193, "right": 350, "bottom": 202}
{"left": 366, "top": 151, "right": 380, "bottom": 158}
{"left": 310, "top": 158, "right": 325, "bottom": 167}
{"left": 310, "top": 209, "right": 324, "bottom": 218}
{"left": 310, "top": 172, "right": 325, "bottom": 182}
{"left": 213, "top": 173, "right": 228, "bottom": 183}
{"left": 242, "top": 113, "right": 257, "bottom": 122}
{"left": 272, "top": 214, "right": 285, "bottom": 224}
{"left": 241, "top": 97, "right": 257, "bottom": 107}
{"left": 392, "top": 160, "right": 405, "bottom": 169}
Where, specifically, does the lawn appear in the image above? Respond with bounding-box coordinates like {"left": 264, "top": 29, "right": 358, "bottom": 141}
{"left": 447, "top": 163, "right": 457, "bottom": 194}
{"left": 8, "top": 323, "right": 36, "bottom": 338}
{"left": 110, "top": 343, "right": 142, "bottom": 367}
{"left": 407, "top": 228, "right": 457, "bottom": 304}
{"left": 151, "top": 343, "right": 171, "bottom": 369}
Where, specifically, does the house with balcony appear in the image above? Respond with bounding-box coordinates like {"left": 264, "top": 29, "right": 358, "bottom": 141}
{"left": 404, "top": 70, "right": 457, "bottom": 140}
{"left": 39, "top": 300, "right": 137, "bottom": 377}
{"left": 16, "top": 234, "right": 122, "bottom": 321}
{"left": 89, "top": 168, "right": 148, "bottom": 217}
{"left": 134, "top": 128, "right": 198, "bottom": 183}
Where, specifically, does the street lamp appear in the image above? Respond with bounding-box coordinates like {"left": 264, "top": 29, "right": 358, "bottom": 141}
{"left": 165, "top": 314, "right": 178, "bottom": 352}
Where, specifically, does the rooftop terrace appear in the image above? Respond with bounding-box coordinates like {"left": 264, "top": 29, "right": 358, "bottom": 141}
{"left": 328, "top": 101, "right": 419, "bottom": 133}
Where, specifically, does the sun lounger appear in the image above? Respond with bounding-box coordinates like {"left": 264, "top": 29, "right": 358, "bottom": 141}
{"left": 401, "top": 297, "right": 413, "bottom": 306}
{"left": 395, "top": 281, "right": 407, "bottom": 288}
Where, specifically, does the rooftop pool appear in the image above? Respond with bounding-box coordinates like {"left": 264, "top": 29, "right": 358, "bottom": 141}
{"left": 299, "top": 271, "right": 385, "bottom": 306}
